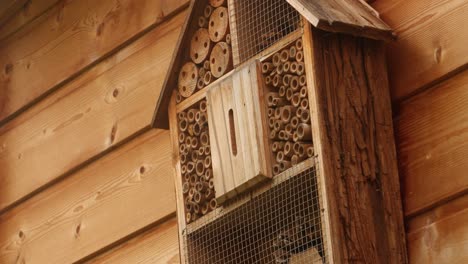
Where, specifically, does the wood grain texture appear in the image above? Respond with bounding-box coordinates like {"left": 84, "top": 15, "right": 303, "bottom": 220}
{"left": 309, "top": 28, "right": 407, "bottom": 263}
{"left": 396, "top": 69, "right": 468, "bottom": 216}
{"left": 86, "top": 217, "right": 180, "bottom": 264}
{"left": 0, "top": 11, "right": 186, "bottom": 212}
{"left": 0, "top": 0, "right": 59, "bottom": 41}
{"left": 0, "top": 129, "right": 176, "bottom": 264}
{"left": 0, "top": 0, "right": 28, "bottom": 27}
{"left": 406, "top": 194, "right": 468, "bottom": 263}
{"left": 286, "top": 0, "right": 393, "bottom": 41}
{"left": 372, "top": 0, "right": 468, "bottom": 101}
{"left": 0, "top": 0, "right": 188, "bottom": 123}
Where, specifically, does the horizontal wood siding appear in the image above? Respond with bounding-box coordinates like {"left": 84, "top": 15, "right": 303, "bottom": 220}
{"left": 0, "top": 0, "right": 188, "bottom": 123}
{"left": 0, "top": 11, "right": 186, "bottom": 212}
{"left": 0, "top": 130, "right": 175, "bottom": 264}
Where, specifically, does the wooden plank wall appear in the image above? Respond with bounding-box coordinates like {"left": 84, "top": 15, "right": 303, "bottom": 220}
{"left": 0, "top": 0, "right": 466, "bottom": 263}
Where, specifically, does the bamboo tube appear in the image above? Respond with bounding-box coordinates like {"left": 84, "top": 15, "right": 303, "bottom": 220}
{"left": 185, "top": 136, "right": 192, "bottom": 147}
{"left": 268, "top": 117, "right": 275, "bottom": 129}
{"left": 190, "top": 174, "right": 198, "bottom": 186}
{"left": 209, "top": 178, "right": 214, "bottom": 189}
{"left": 301, "top": 110, "right": 311, "bottom": 123}
{"left": 279, "top": 86, "right": 286, "bottom": 97}
{"left": 279, "top": 160, "right": 291, "bottom": 171}
{"left": 193, "top": 191, "right": 205, "bottom": 204}
{"left": 285, "top": 124, "right": 293, "bottom": 135}
{"left": 291, "top": 116, "right": 300, "bottom": 129}
{"left": 292, "top": 131, "right": 299, "bottom": 142}
{"left": 274, "top": 108, "right": 281, "bottom": 119}
{"left": 193, "top": 122, "right": 202, "bottom": 136}
{"left": 205, "top": 188, "right": 213, "bottom": 200}
{"left": 290, "top": 76, "right": 300, "bottom": 91}
{"left": 300, "top": 143, "right": 313, "bottom": 156}
{"left": 182, "top": 181, "right": 190, "bottom": 194}
{"left": 267, "top": 92, "right": 280, "bottom": 107}
{"left": 175, "top": 91, "right": 182, "bottom": 103}
{"left": 189, "top": 124, "right": 197, "bottom": 136}
{"left": 296, "top": 38, "right": 303, "bottom": 50}
{"left": 198, "top": 146, "right": 205, "bottom": 156}
{"left": 276, "top": 151, "right": 285, "bottom": 163}
{"left": 280, "top": 49, "right": 289, "bottom": 62}
{"left": 274, "top": 120, "right": 284, "bottom": 131}
{"left": 296, "top": 107, "right": 303, "bottom": 118}
{"left": 273, "top": 164, "right": 281, "bottom": 175}
{"left": 187, "top": 109, "right": 197, "bottom": 122}
{"left": 262, "top": 62, "right": 274, "bottom": 74}
{"left": 300, "top": 86, "right": 308, "bottom": 98}
{"left": 268, "top": 108, "right": 274, "bottom": 117}
{"left": 179, "top": 144, "right": 186, "bottom": 154}
{"left": 290, "top": 62, "right": 298, "bottom": 74}
{"left": 272, "top": 141, "right": 283, "bottom": 152}
{"left": 181, "top": 164, "right": 188, "bottom": 174}
{"left": 178, "top": 112, "right": 187, "bottom": 120}
{"left": 179, "top": 118, "right": 188, "bottom": 132}
{"left": 178, "top": 132, "right": 185, "bottom": 144}
{"left": 204, "top": 71, "right": 213, "bottom": 85}
{"left": 272, "top": 53, "right": 281, "bottom": 66}
{"left": 180, "top": 153, "right": 187, "bottom": 164}
{"left": 278, "top": 130, "right": 290, "bottom": 141}
{"left": 197, "top": 112, "right": 208, "bottom": 125}
{"left": 198, "top": 16, "right": 207, "bottom": 28}
{"left": 300, "top": 98, "right": 309, "bottom": 110}
{"left": 281, "top": 105, "right": 296, "bottom": 124}
{"left": 286, "top": 88, "right": 294, "bottom": 101}
{"left": 265, "top": 75, "right": 272, "bottom": 85}
{"left": 272, "top": 74, "right": 281, "bottom": 87}
{"left": 204, "top": 5, "right": 213, "bottom": 17}
{"left": 283, "top": 61, "right": 291, "bottom": 73}
{"left": 282, "top": 74, "right": 292, "bottom": 86}
{"left": 200, "top": 132, "right": 209, "bottom": 146}
{"left": 191, "top": 151, "right": 199, "bottom": 162}
{"left": 273, "top": 97, "right": 288, "bottom": 106}
{"left": 186, "top": 212, "right": 192, "bottom": 223}
{"left": 204, "top": 155, "right": 212, "bottom": 168}
{"left": 292, "top": 93, "right": 301, "bottom": 107}
{"left": 191, "top": 137, "right": 199, "bottom": 149}
{"left": 199, "top": 66, "right": 206, "bottom": 78}
{"left": 276, "top": 65, "right": 284, "bottom": 75}
{"left": 184, "top": 173, "right": 190, "bottom": 182}
{"left": 204, "top": 145, "right": 211, "bottom": 155}
{"left": 290, "top": 46, "right": 297, "bottom": 59}
{"left": 193, "top": 204, "right": 200, "bottom": 215}
{"left": 204, "top": 60, "right": 210, "bottom": 70}
{"left": 297, "top": 123, "right": 312, "bottom": 140}
{"left": 296, "top": 51, "right": 304, "bottom": 62}
{"left": 284, "top": 142, "right": 294, "bottom": 157}
{"left": 307, "top": 146, "right": 314, "bottom": 157}
{"left": 299, "top": 75, "right": 307, "bottom": 86}
{"left": 201, "top": 202, "right": 209, "bottom": 215}
{"left": 269, "top": 130, "right": 279, "bottom": 140}
{"left": 200, "top": 100, "right": 207, "bottom": 112}
{"left": 208, "top": 198, "right": 217, "bottom": 211}
{"left": 197, "top": 78, "right": 205, "bottom": 89}
{"left": 291, "top": 154, "right": 306, "bottom": 166}
{"left": 205, "top": 168, "right": 212, "bottom": 181}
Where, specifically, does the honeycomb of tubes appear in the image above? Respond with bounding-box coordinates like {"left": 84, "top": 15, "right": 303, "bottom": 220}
{"left": 176, "top": 0, "right": 233, "bottom": 104}
{"left": 177, "top": 100, "right": 217, "bottom": 224}
{"left": 261, "top": 38, "right": 314, "bottom": 175}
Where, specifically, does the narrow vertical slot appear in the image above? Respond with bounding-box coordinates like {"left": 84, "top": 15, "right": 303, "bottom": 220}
{"left": 228, "top": 109, "right": 237, "bottom": 156}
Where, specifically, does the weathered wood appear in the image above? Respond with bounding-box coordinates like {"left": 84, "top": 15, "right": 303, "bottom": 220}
{"left": 208, "top": 6, "right": 229, "bottom": 42}
{"left": 406, "top": 194, "right": 468, "bottom": 264}
{"left": 0, "top": 0, "right": 28, "bottom": 28}
{"left": 0, "top": 0, "right": 188, "bottom": 123}
{"left": 206, "top": 62, "right": 271, "bottom": 204}
{"left": 396, "top": 69, "right": 468, "bottom": 216}
{"left": 307, "top": 28, "right": 407, "bottom": 263}
{"left": 209, "top": 42, "right": 231, "bottom": 78}
{"left": 0, "top": 130, "right": 176, "bottom": 264}
{"left": 0, "top": 11, "right": 186, "bottom": 213}
{"left": 0, "top": 0, "right": 59, "bottom": 41}
{"left": 286, "top": 0, "right": 393, "bottom": 41}
{"left": 373, "top": 0, "right": 468, "bottom": 101}
{"left": 86, "top": 217, "right": 180, "bottom": 264}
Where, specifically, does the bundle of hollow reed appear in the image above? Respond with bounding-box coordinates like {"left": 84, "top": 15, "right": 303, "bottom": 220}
{"left": 262, "top": 39, "right": 315, "bottom": 175}
{"left": 177, "top": 100, "right": 217, "bottom": 223}
{"left": 176, "top": 0, "right": 232, "bottom": 104}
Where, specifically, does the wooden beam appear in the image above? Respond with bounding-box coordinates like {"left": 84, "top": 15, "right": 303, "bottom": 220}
{"left": 85, "top": 217, "right": 180, "bottom": 264}
{"left": 0, "top": 0, "right": 188, "bottom": 124}
{"left": 406, "top": 194, "right": 468, "bottom": 263}
{"left": 0, "top": 0, "right": 28, "bottom": 28}
{"left": 307, "top": 28, "right": 407, "bottom": 263}
{"left": 0, "top": 130, "right": 176, "bottom": 263}
{"left": 372, "top": 0, "right": 468, "bottom": 101}
{"left": 396, "top": 69, "right": 468, "bottom": 216}
{"left": 0, "top": 11, "right": 186, "bottom": 212}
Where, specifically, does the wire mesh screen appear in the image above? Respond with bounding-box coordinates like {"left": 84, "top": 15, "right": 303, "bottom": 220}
{"left": 182, "top": 163, "right": 328, "bottom": 263}
{"left": 230, "top": 0, "right": 302, "bottom": 64}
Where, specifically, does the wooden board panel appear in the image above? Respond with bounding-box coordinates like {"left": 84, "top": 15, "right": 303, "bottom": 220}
{"left": 0, "top": 0, "right": 59, "bottom": 41}
{"left": 0, "top": 0, "right": 188, "bottom": 123}
{"left": 206, "top": 63, "right": 271, "bottom": 203}
{"left": 0, "top": 11, "right": 187, "bottom": 212}
{"left": 372, "top": 0, "right": 468, "bottom": 101}
{"left": 396, "top": 69, "right": 468, "bottom": 216}
{"left": 0, "top": 0, "right": 28, "bottom": 27}
{"left": 309, "top": 29, "right": 407, "bottom": 263}
{"left": 406, "top": 194, "right": 468, "bottom": 263}
{"left": 0, "top": 130, "right": 176, "bottom": 264}
{"left": 86, "top": 217, "right": 180, "bottom": 264}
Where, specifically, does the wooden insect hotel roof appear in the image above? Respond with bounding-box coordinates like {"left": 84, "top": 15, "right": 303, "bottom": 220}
{"left": 151, "top": 0, "right": 392, "bottom": 129}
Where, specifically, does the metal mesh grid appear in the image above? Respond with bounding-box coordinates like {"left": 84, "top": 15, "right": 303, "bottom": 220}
{"left": 182, "top": 163, "right": 328, "bottom": 263}
{"left": 230, "top": 0, "right": 302, "bottom": 64}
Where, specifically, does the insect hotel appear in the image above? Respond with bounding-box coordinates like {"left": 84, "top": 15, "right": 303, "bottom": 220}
{"left": 152, "top": 0, "right": 407, "bottom": 263}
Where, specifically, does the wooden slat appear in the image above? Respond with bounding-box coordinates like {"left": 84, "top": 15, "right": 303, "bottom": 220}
{"left": 0, "top": 130, "right": 176, "bottom": 264}
{"left": 0, "top": 11, "right": 187, "bottom": 212}
{"left": 0, "top": 0, "right": 188, "bottom": 123}
{"left": 0, "top": 0, "right": 59, "bottom": 41}
{"left": 287, "top": 0, "right": 393, "bottom": 41}
{"left": 0, "top": 0, "right": 28, "bottom": 27}
{"left": 396, "top": 69, "right": 468, "bottom": 216}
{"left": 406, "top": 195, "right": 468, "bottom": 263}
{"left": 86, "top": 217, "right": 180, "bottom": 264}
{"left": 372, "top": 0, "right": 468, "bottom": 101}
